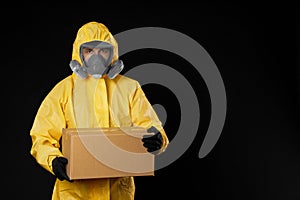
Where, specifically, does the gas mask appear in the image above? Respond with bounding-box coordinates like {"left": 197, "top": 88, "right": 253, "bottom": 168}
{"left": 69, "top": 41, "right": 124, "bottom": 79}
{"left": 84, "top": 53, "right": 110, "bottom": 79}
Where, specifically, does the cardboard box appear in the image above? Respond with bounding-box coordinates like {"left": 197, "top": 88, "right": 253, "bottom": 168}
{"left": 62, "top": 127, "right": 155, "bottom": 180}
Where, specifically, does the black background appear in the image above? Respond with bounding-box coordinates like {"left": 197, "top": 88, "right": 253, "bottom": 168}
{"left": 4, "top": 2, "right": 300, "bottom": 200}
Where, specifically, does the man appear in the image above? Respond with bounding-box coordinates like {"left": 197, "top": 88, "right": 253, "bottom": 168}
{"left": 30, "top": 21, "right": 169, "bottom": 200}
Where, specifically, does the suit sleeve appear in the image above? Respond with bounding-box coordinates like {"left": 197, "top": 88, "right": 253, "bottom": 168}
{"left": 130, "top": 81, "right": 169, "bottom": 154}
{"left": 30, "top": 85, "right": 66, "bottom": 174}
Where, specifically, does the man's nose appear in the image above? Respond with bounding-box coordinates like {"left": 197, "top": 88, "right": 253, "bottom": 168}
{"left": 93, "top": 49, "right": 101, "bottom": 55}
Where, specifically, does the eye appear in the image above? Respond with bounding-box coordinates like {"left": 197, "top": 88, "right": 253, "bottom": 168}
{"left": 101, "top": 48, "right": 110, "bottom": 54}
{"left": 83, "top": 48, "right": 94, "bottom": 54}
{"left": 88, "top": 49, "right": 94, "bottom": 54}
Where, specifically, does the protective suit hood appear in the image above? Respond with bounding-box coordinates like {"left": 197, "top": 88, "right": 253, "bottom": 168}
{"left": 71, "top": 21, "right": 119, "bottom": 68}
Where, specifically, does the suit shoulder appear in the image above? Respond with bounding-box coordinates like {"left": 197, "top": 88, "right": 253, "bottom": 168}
{"left": 114, "top": 75, "right": 140, "bottom": 86}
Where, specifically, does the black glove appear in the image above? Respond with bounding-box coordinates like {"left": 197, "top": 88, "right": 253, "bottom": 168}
{"left": 52, "top": 157, "right": 73, "bottom": 182}
{"left": 142, "top": 126, "right": 163, "bottom": 154}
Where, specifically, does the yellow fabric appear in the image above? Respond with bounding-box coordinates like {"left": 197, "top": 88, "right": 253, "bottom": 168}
{"left": 30, "top": 21, "right": 169, "bottom": 200}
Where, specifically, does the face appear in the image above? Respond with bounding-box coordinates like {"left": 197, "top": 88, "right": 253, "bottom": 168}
{"left": 82, "top": 47, "right": 111, "bottom": 62}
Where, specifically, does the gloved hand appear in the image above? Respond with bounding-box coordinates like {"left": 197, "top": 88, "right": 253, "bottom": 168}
{"left": 52, "top": 157, "right": 73, "bottom": 182}
{"left": 142, "top": 126, "right": 163, "bottom": 154}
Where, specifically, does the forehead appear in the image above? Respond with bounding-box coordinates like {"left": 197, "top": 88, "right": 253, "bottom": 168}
{"left": 82, "top": 47, "right": 110, "bottom": 50}
{"left": 81, "top": 40, "right": 113, "bottom": 49}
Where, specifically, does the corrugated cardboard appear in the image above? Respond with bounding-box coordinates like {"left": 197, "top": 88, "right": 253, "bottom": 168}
{"left": 62, "top": 127, "right": 155, "bottom": 180}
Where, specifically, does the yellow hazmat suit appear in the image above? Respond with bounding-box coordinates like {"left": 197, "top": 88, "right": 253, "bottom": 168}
{"left": 30, "top": 21, "right": 169, "bottom": 200}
